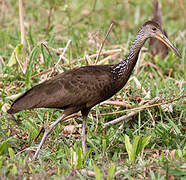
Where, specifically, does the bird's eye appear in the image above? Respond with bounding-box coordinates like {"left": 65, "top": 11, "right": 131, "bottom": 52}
{"left": 152, "top": 27, "right": 157, "bottom": 31}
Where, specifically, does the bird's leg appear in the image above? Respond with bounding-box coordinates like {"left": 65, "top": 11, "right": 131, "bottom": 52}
{"left": 81, "top": 110, "right": 89, "bottom": 154}
{"left": 81, "top": 115, "right": 87, "bottom": 154}
{"left": 33, "top": 113, "right": 67, "bottom": 160}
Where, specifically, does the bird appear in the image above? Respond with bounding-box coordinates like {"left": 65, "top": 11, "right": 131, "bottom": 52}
{"left": 7, "top": 21, "right": 181, "bottom": 160}
{"left": 149, "top": 0, "right": 169, "bottom": 58}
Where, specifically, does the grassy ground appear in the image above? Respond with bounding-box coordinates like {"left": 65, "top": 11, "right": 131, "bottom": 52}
{"left": 0, "top": 0, "right": 185, "bottom": 179}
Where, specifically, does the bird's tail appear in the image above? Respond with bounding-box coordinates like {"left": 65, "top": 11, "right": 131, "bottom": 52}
{"left": 7, "top": 85, "right": 42, "bottom": 114}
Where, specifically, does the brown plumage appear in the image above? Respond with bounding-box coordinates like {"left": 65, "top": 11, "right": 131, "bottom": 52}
{"left": 7, "top": 21, "right": 181, "bottom": 160}
{"left": 149, "top": 0, "right": 169, "bottom": 58}
{"left": 8, "top": 66, "right": 120, "bottom": 114}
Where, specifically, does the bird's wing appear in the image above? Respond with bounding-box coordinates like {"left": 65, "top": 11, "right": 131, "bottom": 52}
{"left": 8, "top": 66, "right": 114, "bottom": 113}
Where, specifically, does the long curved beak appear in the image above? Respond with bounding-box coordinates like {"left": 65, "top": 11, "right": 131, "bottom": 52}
{"left": 155, "top": 33, "right": 181, "bottom": 58}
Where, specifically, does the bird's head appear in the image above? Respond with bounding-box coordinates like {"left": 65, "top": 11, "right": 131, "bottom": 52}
{"left": 139, "top": 21, "right": 181, "bottom": 58}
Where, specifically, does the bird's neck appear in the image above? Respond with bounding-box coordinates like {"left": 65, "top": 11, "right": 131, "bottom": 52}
{"left": 111, "top": 34, "right": 147, "bottom": 80}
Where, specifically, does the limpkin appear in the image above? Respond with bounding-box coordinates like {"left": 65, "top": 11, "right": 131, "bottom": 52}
{"left": 8, "top": 21, "right": 181, "bottom": 160}
{"left": 149, "top": 0, "right": 169, "bottom": 58}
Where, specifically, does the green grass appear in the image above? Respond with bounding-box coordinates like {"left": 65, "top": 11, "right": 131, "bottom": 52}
{"left": 0, "top": 0, "right": 186, "bottom": 179}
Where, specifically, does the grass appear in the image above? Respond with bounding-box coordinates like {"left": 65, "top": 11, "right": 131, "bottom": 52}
{"left": 0, "top": 0, "right": 186, "bottom": 179}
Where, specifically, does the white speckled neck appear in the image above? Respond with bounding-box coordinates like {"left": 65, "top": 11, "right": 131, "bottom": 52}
{"left": 111, "top": 30, "right": 147, "bottom": 79}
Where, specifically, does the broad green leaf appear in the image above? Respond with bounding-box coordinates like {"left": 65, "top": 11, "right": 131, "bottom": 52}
{"left": 108, "top": 163, "right": 116, "bottom": 180}
{"left": 10, "top": 164, "right": 18, "bottom": 175}
{"left": 0, "top": 156, "right": 3, "bottom": 169}
{"left": 125, "top": 135, "right": 151, "bottom": 162}
{"left": 136, "top": 137, "right": 142, "bottom": 156}
{"left": 161, "top": 153, "right": 164, "bottom": 161}
{"left": 141, "top": 136, "right": 151, "bottom": 151}
{"left": 102, "top": 139, "right": 107, "bottom": 154}
{"left": 124, "top": 134, "right": 132, "bottom": 161}
{"left": 0, "top": 140, "right": 9, "bottom": 155}
{"left": 7, "top": 43, "right": 24, "bottom": 67}
{"left": 94, "top": 164, "right": 103, "bottom": 180}
{"left": 8, "top": 148, "right": 15, "bottom": 160}
{"left": 137, "top": 136, "right": 151, "bottom": 156}
{"left": 83, "top": 148, "right": 91, "bottom": 165}
{"left": 76, "top": 146, "right": 82, "bottom": 169}
{"left": 70, "top": 147, "right": 75, "bottom": 167}
{"left": 131, "top": 136, "right": 140, "bottom": 161}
